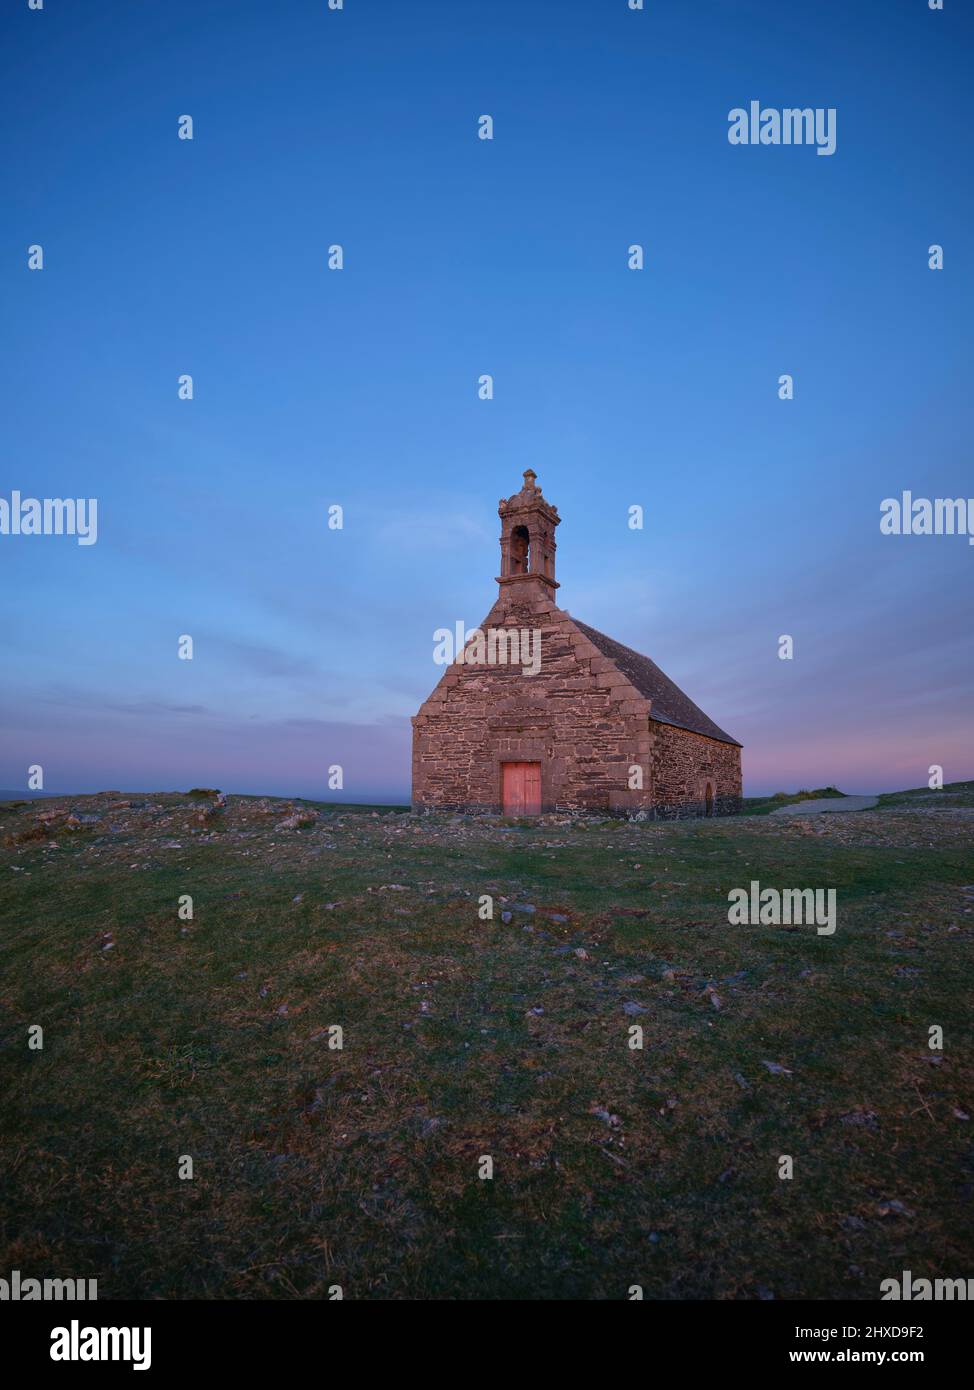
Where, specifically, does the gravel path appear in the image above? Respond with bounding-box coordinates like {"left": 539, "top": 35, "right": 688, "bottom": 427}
{"left": 770, "top": 795, "right": 879, "bottom": 817}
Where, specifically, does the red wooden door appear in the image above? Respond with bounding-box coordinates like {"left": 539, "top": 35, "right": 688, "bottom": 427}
{"left": 502, "top": 762, "right": 542, "bottom": 816}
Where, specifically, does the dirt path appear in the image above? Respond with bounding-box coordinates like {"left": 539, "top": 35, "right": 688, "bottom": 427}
{"left": 770, "top": 795, "right": 879, "bottom": 817}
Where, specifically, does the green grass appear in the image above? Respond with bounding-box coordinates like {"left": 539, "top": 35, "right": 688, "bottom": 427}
{"left": 1, "top": 788, "right": 972, "bottom": 1300}
{"left": 877, "top": 780, "right": 974, "bottom": 809}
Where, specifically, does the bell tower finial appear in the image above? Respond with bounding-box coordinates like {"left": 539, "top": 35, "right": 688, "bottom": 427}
{"left": 496, "top": 471, "right": 560, "bottom": 602}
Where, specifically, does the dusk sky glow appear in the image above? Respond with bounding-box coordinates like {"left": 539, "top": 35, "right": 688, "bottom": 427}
{"left": 2, "top": 0, "right": 971, "bottom": 802}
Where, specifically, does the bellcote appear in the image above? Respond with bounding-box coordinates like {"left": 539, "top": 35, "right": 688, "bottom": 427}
{"left": 497, "top": 469, "right": 560, "bottom": 600}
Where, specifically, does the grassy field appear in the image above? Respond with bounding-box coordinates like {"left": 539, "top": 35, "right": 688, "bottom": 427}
{"left": 1, "top": 784, "right": 973, "bottom": 1300}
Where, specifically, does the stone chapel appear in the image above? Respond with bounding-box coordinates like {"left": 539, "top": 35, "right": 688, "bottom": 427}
{"left": 411, "top": 471, "right": 742, "bottom": 817}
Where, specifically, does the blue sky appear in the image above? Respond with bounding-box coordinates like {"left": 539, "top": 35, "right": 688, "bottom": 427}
{"left": 2, "top": 0, "right": 972, "bottom": 800}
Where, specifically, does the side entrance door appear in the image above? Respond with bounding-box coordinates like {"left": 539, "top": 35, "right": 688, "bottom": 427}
{"left": 502, "top": 761, "right": 542, "bottom": 816}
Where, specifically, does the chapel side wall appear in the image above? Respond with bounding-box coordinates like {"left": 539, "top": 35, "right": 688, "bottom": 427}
{"left": 649, "top": 721, "right": 742, "bottom": 818}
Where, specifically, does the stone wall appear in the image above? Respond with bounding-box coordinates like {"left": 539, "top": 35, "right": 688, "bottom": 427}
{"left": 649, "top": 721, "right": 742, "bottom": 818}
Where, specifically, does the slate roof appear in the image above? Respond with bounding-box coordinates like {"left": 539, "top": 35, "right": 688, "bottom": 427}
{"left": 573, "top": 619, "right": 742, "bottom": 747}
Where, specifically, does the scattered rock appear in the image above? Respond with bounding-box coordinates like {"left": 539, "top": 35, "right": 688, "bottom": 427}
{"left": 839, "top": 1108, "right": 878, "bottom": 1130}
{"left": 590, "top": 1105, "right": 620, "bottom": 1127}
{"left": 876, "top": 1199, "right": 914, "bottom": 1218}
{"left": 840, "top": 1215, "right": 867, "bottom": 1231}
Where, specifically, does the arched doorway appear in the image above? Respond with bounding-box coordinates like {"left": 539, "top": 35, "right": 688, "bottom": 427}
{"left": 705, "top": 782, "right": 714, "bottom": 817}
